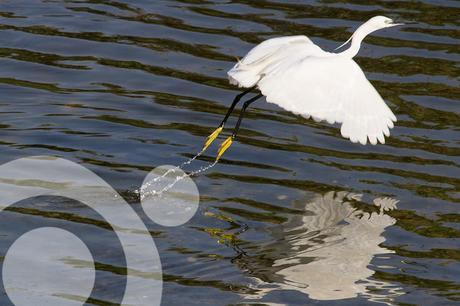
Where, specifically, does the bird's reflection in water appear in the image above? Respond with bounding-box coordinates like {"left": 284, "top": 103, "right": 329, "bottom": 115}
{"left": 238, "top": 191, "right": 403, "bottom": 304}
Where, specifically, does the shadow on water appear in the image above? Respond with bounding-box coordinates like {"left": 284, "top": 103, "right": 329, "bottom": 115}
{"left": 234, "top": 192, "right": 402, "bottom": 304}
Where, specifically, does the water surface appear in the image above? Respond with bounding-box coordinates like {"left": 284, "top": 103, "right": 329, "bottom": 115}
{"left": 0, "top": 0, "right": 459, "bottom": 305}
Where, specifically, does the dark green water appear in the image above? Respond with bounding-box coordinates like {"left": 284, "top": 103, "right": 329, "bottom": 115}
{"left": 0, "top": 0, "right": 459, "bottom": 305}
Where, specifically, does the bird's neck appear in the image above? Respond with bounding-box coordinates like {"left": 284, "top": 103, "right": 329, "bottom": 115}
{"left": 338, "top": 24, "right": 374, "bottom": 58}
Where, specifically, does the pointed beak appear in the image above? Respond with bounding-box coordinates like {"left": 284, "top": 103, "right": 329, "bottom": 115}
{"left": 388, "top": 19, "right": 405, "bottom": 27}
{"left": 388, "top": 18, "right": 414, "bottom": 27}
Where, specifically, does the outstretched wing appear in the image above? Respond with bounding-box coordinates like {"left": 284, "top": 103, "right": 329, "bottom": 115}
{"left": 228, "top": 36, "right": 323, "bottom": 88}
{"left": 257, "top": 56, "right": 396, "bottom": 145}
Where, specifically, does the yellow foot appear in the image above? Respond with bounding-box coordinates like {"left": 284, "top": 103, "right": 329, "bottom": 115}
{"left": 216, "top": 136, "right": 233, "bottom": 161}
{"left": 202, "top": 126, "right": 223, "bottom": 152}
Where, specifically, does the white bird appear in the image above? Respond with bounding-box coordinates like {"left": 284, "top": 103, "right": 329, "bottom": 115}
{"left": 203, "top": 16, "right": 403, "bottom": 160}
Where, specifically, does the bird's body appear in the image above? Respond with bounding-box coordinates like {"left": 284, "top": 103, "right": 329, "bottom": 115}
{"left": 227, "top": 16, "right": 399, "bottom": 145}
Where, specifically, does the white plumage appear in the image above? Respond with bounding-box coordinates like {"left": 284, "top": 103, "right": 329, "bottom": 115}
{"left": 228, "top": 16, "right": 400, "bottom": 145}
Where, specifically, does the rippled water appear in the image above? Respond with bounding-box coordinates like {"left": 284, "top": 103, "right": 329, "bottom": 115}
{"left": 0, "top": 0, "right": 459, "bottom": 305}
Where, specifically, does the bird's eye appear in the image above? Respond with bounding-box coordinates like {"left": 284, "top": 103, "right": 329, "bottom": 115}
{"left": 384, "top": 19, "right": 393, "bottom": 24}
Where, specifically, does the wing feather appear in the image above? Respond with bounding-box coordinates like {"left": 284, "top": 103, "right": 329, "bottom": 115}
{"left": 228, "top": 36, "right": 322, "bottom": 88}
{"left": 256, "top": 56, "right": 396, "bottom": 145}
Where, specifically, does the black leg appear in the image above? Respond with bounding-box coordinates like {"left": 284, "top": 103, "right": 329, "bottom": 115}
{"left": 231, "top": 93, "right": 263, "bottom": 139}
{"left": 216, "top": 93, "right": 263, "bottom": 160}
{"left": 220, "top": 86, "right": 256, "bottom": 127}
{"left": 202, "top": 86, "right": 256, "bottom": 151}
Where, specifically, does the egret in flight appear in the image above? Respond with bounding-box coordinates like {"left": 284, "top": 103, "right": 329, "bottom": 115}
{"left": 203, "top": 16, "right": 403, "bottom": 160}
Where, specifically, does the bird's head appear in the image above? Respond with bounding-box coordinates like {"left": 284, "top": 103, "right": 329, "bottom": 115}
{"left": 366, "top": 16, "right": 404, "bottom": 30}
{"left": 334, "top": 16, "right": 404, "bottom": 52}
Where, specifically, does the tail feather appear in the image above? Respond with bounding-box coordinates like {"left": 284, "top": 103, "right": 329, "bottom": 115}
{"left": 227, "top": 64, "right": 261, "bottom": 88}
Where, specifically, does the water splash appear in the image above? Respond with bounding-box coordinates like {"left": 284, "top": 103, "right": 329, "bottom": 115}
{"left": 137, "top": 148, "right": 218, "bottom": 200}
{"left": 140, "top": 165, "right": 200, "bottom": 227}
{"left": 140, "top": 160, "right": 218, "bottom": 200}
{"left": 135, "top": 149, "right": 202, "bottom": 195}
{"left": 157, "top": 149, "right": 205, "bottom": 182}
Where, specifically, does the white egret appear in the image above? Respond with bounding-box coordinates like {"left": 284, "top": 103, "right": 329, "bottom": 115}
{"left": 203, "top": 16, "right": 403, "bottom": 160}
